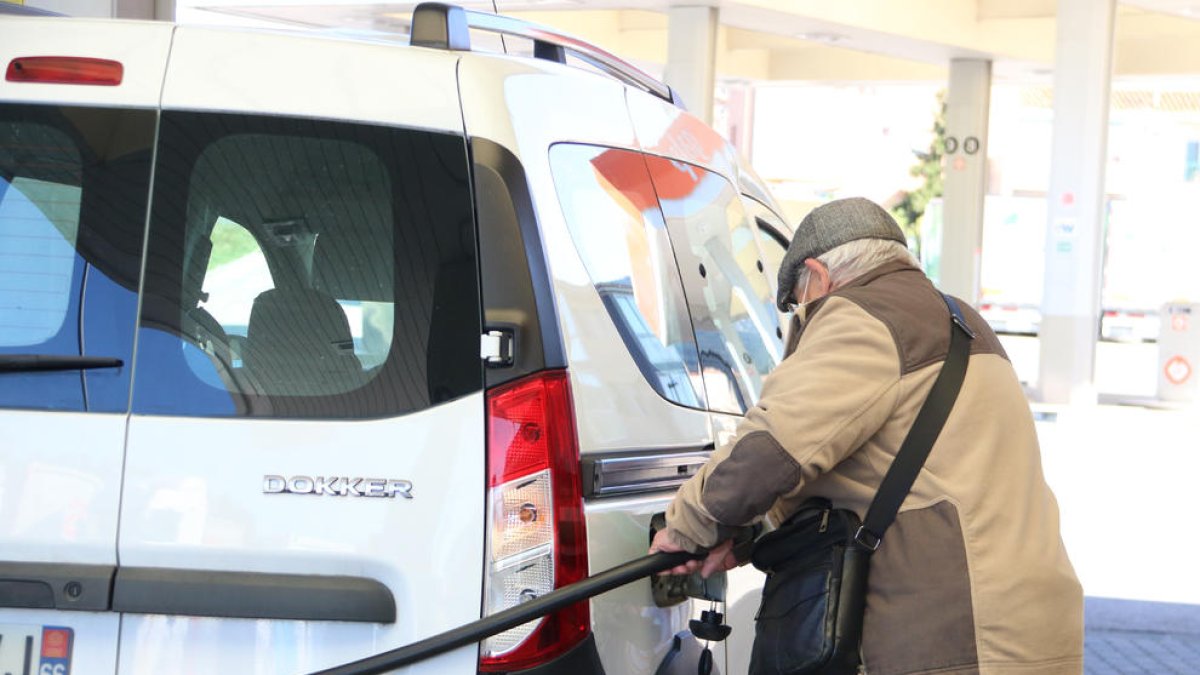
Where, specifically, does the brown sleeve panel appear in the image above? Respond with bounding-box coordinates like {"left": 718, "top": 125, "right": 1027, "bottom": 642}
{"left": 699, "top": 431, "right": 801, "bottom": 526}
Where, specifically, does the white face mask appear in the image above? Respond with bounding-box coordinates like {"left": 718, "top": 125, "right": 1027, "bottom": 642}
{"left": 794, "top": 273, "right": 813, "bottom": 324}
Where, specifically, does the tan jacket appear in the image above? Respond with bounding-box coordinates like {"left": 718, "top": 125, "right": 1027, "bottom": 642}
{"left": 666, "top": 262, "right": 1083, "bottom": 675}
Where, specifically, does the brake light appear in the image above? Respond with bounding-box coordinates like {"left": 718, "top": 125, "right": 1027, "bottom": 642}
{"left": 480, "top": 370, "right": 589, "bottom": 671}
{"left": 6, "top": 57, "right": 123, "bottom": 86}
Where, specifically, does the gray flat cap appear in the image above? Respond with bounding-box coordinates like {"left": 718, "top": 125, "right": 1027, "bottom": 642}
{"left": 776, "top": 197, "right": 907, "bottom": 311}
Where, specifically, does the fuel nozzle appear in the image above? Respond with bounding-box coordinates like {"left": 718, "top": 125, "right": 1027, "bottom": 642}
{"left": 649, "top": 513, "right": 728, "bottom": 607}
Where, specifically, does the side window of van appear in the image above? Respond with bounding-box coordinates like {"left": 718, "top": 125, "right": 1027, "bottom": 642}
{"left": 0, "top": 105, "right": 154, "bottom": 412}
{"left": 644, "top": 155, "right": 782, "bottom": 415}
{"left": 549, "top": 144, "right": 707, "bottom": 410}
{"left": 133, "top": 111, "right": 480, "bottom": 419}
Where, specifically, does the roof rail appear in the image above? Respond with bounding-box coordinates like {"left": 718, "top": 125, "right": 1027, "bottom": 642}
{"left": 410, "top": 2, "right": 684, "bottom": 110}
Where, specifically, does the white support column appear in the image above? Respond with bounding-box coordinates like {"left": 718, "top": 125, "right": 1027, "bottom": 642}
{"left": 115, "top": 0, "right": 173, "bottom": 20}
{"left": 939, "top": 59, "right": 992, "bottom": 307}
{"left": 716, "top": 81, "right": 755, "bottom": 158}
{"left": 665, "top": 6, "right": 719, "bottom": 125}
{"left": 1038, "top": 0, "right": 1117, "bottom": 405}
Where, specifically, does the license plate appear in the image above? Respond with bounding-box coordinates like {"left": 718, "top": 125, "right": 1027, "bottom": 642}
{"left": 0, "top": 625, "right": 73, "bottom": 675}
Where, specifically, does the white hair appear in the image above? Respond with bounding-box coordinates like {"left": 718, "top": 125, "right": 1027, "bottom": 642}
{"left": 793, "top": 239, "right": 920, "bottom": 296}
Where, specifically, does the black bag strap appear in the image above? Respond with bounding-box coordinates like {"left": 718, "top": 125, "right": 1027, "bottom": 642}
{"left": 853, "top": 293, "right": 975, "bottom": 552}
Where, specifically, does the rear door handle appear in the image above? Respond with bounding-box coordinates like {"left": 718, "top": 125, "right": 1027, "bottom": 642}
{"left": 0, "top": 562, "right": 114, "bottom": 611}
{"left": 0, "top": 563, "right": 395, "bottom": 624}
{"left": 112, "top": 567, "right": 396, "bottom": 623}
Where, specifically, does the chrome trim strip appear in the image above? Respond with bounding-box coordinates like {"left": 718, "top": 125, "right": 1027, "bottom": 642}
{"left": 0, "top": 562, "right": 114, "bottom": 611}
{"left": 466, "top": 10, "right": 672, "bottom": 101}
{"left": 582, "top": 449, "right": 712, "bottom": 498}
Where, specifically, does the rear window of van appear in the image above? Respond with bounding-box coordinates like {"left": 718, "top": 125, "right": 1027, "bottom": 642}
{"left": 133, "top": 112, "right": 481, "bottom": 419}
{"left": 0, "top": 104, "right": 153, "bottom": 412}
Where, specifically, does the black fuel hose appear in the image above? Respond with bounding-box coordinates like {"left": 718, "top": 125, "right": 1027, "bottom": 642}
{"left": 310, "top": 550, "right": 704, "bottom": 675}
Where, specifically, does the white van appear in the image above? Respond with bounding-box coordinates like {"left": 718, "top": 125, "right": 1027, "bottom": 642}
{"left": 0, "top": 4, "right": 792, "bottom": 673}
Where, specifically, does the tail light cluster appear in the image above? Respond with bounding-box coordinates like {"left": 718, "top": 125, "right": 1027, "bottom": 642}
{"left": 480, "top": 370, "right": 589, "bottom": 671}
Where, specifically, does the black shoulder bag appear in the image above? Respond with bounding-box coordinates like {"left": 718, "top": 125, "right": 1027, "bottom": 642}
{"left": 748, "top": 294, "right": 975, "bottom": 675}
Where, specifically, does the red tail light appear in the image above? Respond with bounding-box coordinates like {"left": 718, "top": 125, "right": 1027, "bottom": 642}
{"left": 6, "top": 57, "right": 123, "bottom": 86}
{"left": 480, "top": 370, "right": 589, "bottom": 671}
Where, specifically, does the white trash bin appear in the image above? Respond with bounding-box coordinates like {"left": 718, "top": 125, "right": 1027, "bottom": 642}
{"left": 1157, "top": 302, "right": 1200, "bottom": 402}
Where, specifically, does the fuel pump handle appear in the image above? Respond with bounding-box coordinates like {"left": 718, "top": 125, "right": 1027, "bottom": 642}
{"left": 311, "top": 550, "right": 705, "bottom": 675}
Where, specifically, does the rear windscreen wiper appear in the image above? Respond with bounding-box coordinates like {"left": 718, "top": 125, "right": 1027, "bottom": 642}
{"left": 0, "top": 354, "right": 123, "bottom": 373}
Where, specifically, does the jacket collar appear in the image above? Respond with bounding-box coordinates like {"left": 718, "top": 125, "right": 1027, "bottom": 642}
{"left": 784, "top": 261, "right": 921, "bottom": 355}
{"left": 807, "top": 260, "right": 920, "bottom": 322}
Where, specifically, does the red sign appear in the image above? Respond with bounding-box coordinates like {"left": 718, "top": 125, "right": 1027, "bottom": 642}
{"left": 42, "top": 628, "right": 71, "bottom": 659}
{"left": 1172, "top": 313, "right": 1189, "bottom": 332}
{"left": 1164, "top": 355, "right": 1192, "bottom": 385}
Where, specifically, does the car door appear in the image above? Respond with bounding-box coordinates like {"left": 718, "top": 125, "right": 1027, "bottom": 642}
{"left": 643, "top": 155, "right": 792, "bottom": 675}
{"left": 0, "top": 19, "right": 171, "bottom": 675}
{"left": 717, "top": 195, "right": 792, "bottom": 675}
{"left": 115, "top": 29, "right": 487, "bottom": 674}
{"left": 545, "top": 143, "right": 717, "bottom": 673}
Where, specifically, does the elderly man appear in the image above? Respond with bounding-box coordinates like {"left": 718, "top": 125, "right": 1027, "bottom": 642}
{"left": 651, "top": 197, "right": 1082, "bottom": 674}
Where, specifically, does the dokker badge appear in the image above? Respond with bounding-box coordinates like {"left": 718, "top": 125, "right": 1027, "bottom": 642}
{"left": 263, "top": 475, "right": 413, "bottom": 499}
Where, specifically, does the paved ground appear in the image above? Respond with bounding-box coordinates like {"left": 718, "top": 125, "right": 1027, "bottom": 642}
{"left": 1085, "top": 630, "right": 1200, "bottom": 674}
{"left": 1085, "top": 598, "right": 1200, "bottom": 673}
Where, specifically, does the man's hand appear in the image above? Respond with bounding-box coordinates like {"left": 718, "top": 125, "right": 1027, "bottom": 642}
{"left": 649, "top": 528, "right": 738, "bottom": 578}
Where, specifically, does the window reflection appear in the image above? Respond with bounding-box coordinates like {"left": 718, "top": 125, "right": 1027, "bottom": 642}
{"left": 0, "top": 105, "right": 153, "bottom": 412}
{"left": 644, "top": 155, "right": 781, "bottom": 414}
{"left": 0, "top": 176, "right": 81, "bottom": 347}
{"left": 550, "top": 144, "right": 706, "bottom": 409}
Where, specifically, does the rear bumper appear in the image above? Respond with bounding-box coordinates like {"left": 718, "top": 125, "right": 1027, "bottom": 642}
{"left": 507, "top": 633, "right": 605, "bottom": 675}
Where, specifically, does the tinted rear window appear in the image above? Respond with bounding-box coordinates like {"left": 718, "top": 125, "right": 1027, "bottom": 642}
{"left": 133, "top": 112, "right": 480, "bottom": 418}
{"left": 0, "top": 104, "right": 153, "bottom": 412}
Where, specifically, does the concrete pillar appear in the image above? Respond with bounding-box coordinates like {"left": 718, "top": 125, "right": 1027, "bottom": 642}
{"left": 715, "top": 81, "right": 755, "bottom": 158}
{"left": 115, "top": 0, "right": 173, "bottom": 20}
{"left": 1038, "top": 0, "right": 1117, "bottom": 405}
{"left": 665, "top": 6, "right": 719, "bottom": 125}
{"left": 939, "top": 59, "right": 992, "bottom": 307}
